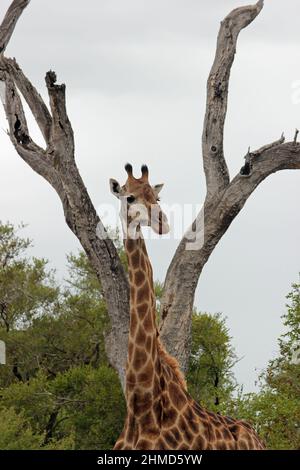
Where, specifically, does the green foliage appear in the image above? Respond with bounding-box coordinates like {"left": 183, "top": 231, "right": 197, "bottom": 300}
{"left": 0, "top": 222, "right": 58, "bottom": 333}
{"left": 0, "top": 406, "right": 75, "bottom": 450}
{"left": 0, "top": 221, "right": 125, "bottom": 449}
{"left": 187, "top": 312, "right": 238, "bottom": 412}
{"left": 1, "top": 366, "right": 125, "bottom": 450}
{"left": 231, "top": 283, "right": 300, "bottom": 450}
{"left": 50, "top": 365, "right": 125, "bottom": 449}
{"left": 0, "top": 221, "right": 240, "bottom": 449}
{"left": 0, "top": 222, "right": 30, "bottom": 266}
{"left": 2, "top": 221, "right": 299, "bottom": 450}
{"left": 0, "top": 407, "right": 43, "bottom": 450}
{"left": 0, "top": 232, "right": 110, "bottom": 388}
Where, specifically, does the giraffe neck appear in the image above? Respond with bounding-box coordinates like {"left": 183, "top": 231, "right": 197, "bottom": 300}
{"left": 124, "top": 231, "right": 159, "bottom": 397}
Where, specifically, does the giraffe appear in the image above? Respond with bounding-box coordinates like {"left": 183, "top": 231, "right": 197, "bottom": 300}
{"left": 109, "top": 164, "right": 265, "bottom": 450}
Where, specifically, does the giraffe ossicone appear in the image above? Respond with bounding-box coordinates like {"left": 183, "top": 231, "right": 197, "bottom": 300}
{"left": 110, "top": 164, "right": 265, "bottom": 450}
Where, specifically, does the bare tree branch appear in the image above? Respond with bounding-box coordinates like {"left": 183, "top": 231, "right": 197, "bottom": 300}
{"left": 45, "top": 70, "right": 74, "bottom": 157}
{"left": 202, "top": 0, "right": 264, "bottom": 199}
{"left": 159, "top": 0, "right": 300, "bottom": 373}
{"left": 3, "top": 57, "right": 52, "bottom": 143}
{"left": 0, "top": 0, "right": 30, "bottom": 54}
{"left": 0, "top": 66, "right": 47, "bottom": 168}
{"left": 0, "top": 0, "right": 130, "bottom": 389}
{"left": 160, "top": 136, "right": 300, "bottom": 372}
{"left": 251, "top": 133, "right": 285, "bottom": 157}
{"left": 240, "top": 133, "right": 285, "bottom": 176}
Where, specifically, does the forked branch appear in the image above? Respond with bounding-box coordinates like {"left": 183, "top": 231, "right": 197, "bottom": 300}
{"left": 4, "top": 57, "right": 52, "bottom": 143}
{"left": 0, "top": 0, "right": 130, "bottom": 389}
{"left": 203, "top": 0, "right": 264, "bottom": 198}
{"left": 0, "top": 66, "right": 46, "bottom": 172}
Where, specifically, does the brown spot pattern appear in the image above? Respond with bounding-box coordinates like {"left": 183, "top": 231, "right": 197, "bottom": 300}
{"left": 113, "top": 232, "right": 265, "bottom": 451}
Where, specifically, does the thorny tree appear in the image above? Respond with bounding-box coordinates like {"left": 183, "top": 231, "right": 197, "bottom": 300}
{"left": 0, "top": 0, "right": 299, "bottom": 389}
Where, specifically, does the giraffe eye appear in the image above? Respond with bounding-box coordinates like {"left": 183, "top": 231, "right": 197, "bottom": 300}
{"left": 127, "top": 195, "right": 135, "bottom": 204}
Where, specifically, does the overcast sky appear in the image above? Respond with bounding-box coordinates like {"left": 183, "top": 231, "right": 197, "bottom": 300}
{"left": 0, "top": 0, "right": 300, "bottom": 392}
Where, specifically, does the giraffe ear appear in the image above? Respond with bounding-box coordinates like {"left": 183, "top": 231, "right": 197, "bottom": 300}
{"left": 153, "top": 184, "right": 164, "bottom": 197}
{"left": 110, "top": 179, "right": 122, "bottom": 199}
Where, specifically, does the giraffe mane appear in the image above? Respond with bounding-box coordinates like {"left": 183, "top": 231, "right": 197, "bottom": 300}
{"left": 157, "top": 339, "right": 187, "bottom": 391}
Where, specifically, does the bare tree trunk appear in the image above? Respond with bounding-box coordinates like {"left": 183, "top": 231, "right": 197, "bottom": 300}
{"left": 159, "top": 0, "right": 300, "bottom": 371}
{"left": 1, "top": 0, "right": 300, "bottom": 384}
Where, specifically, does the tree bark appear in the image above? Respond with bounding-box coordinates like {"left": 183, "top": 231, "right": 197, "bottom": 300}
{"left": 1, "top": 0, "right": 300, "bottom": 384}
{"left": 0, "top": 0, "right": 30, "bottom": 54}
{"left": 159, "top": 0, "right": 300, "bottom": 371}
{"left": 0, "top": 3, "right": 129, "bottom": 390}
{"left": 43, "top": 409, "right": 59, "bottom": 446}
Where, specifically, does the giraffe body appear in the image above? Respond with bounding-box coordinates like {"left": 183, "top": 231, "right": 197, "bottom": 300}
{"left": 110, "top": 165, "right": 265, "bottom": 451}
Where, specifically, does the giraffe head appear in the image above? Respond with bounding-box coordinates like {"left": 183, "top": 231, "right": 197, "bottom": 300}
{"left": 110, "top": 164, "right": 169, "bottom": 238}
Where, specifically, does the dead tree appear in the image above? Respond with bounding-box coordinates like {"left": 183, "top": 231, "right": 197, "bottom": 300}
{"left": 1, "top": 0, "right": 300, "bottom": 387}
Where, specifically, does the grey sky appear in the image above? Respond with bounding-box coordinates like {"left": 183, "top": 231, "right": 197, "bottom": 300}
{"left": 0, "top": 0, "right": 299, "bottom": 392}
